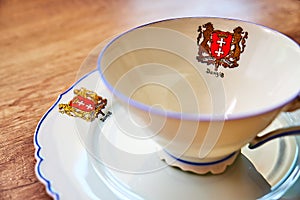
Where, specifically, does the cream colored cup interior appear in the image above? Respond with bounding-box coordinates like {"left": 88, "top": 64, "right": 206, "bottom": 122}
{"left": 100, "top": 18, "right": 300, "bottom": 118}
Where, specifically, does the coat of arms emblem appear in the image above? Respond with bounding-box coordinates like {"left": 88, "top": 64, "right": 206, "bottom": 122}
{"left": 59, "top": 87, "right": 107, "bottom": 121}
{"left": 196, "top": 22, "right": 248, "bottom": 71}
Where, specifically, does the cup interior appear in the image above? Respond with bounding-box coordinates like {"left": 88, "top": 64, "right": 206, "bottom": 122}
{"left": 98, "top": 17, "right": 300, "bottom": 119}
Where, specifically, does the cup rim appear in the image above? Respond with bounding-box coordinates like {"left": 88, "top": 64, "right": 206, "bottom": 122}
{"left": 97, "top": 16, "right": 300, "bottom": 121}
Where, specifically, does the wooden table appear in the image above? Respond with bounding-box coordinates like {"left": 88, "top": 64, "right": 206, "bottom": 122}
{"left": 0, "top": 0, "right": 299, "bottom": 199}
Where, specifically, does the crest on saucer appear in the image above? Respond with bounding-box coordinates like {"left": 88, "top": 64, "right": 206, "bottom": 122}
{"left": 196, "top": 22, "right": 248, "bottom": 71}
{"left": 59, "top": 87, "right": 107, "bottom": 121}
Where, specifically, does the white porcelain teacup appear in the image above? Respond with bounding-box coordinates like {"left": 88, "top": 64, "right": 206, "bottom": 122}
{"left": 97, "top": 17, "right": 300, "bottom": 174}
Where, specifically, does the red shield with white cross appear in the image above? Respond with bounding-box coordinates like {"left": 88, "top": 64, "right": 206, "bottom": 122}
{"left": 59, "top": 88, "right": 108, "bottom": 121}
{"left": 210, "top": 31, "right": 233, "bottom": 60}
{"left": 70, "top": 96, "right": 95, "bottom": 112}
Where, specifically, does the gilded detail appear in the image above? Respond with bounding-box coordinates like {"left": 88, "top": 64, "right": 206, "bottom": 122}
{"left": 59, "top": 88, "right": 107, "bottom": 122}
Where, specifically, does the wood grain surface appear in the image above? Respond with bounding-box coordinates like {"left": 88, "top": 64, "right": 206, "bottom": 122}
{"left": 0, "top": 0, "right": 299, "bottom": 199}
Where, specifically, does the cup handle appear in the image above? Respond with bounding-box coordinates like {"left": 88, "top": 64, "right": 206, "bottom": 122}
{"left": 248, "top": 95, "right": 300, "bottom": 149}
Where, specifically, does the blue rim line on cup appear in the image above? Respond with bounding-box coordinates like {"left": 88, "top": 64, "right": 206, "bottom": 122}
{"left": 163, "top": 149, "right": 237, "bottom": 166}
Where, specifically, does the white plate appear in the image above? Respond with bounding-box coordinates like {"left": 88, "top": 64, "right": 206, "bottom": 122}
{"left": 34, "top": 70, "right": 300, "bottom": 200}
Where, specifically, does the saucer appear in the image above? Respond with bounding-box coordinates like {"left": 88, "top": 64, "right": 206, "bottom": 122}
{"left": 34, "top": 70, "right": 300, "bottom": 199}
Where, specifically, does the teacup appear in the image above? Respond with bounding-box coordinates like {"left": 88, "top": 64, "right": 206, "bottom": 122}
{"left": 97, "top": 17, "right": 300, "bottom": 174}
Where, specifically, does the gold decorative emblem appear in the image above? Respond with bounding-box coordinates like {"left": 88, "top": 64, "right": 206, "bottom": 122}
{"left": 59, "top": 88, "right": 107, "bottom": 121}
{"left": 196, "top": 22, "right": 248, "bottom": 71}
